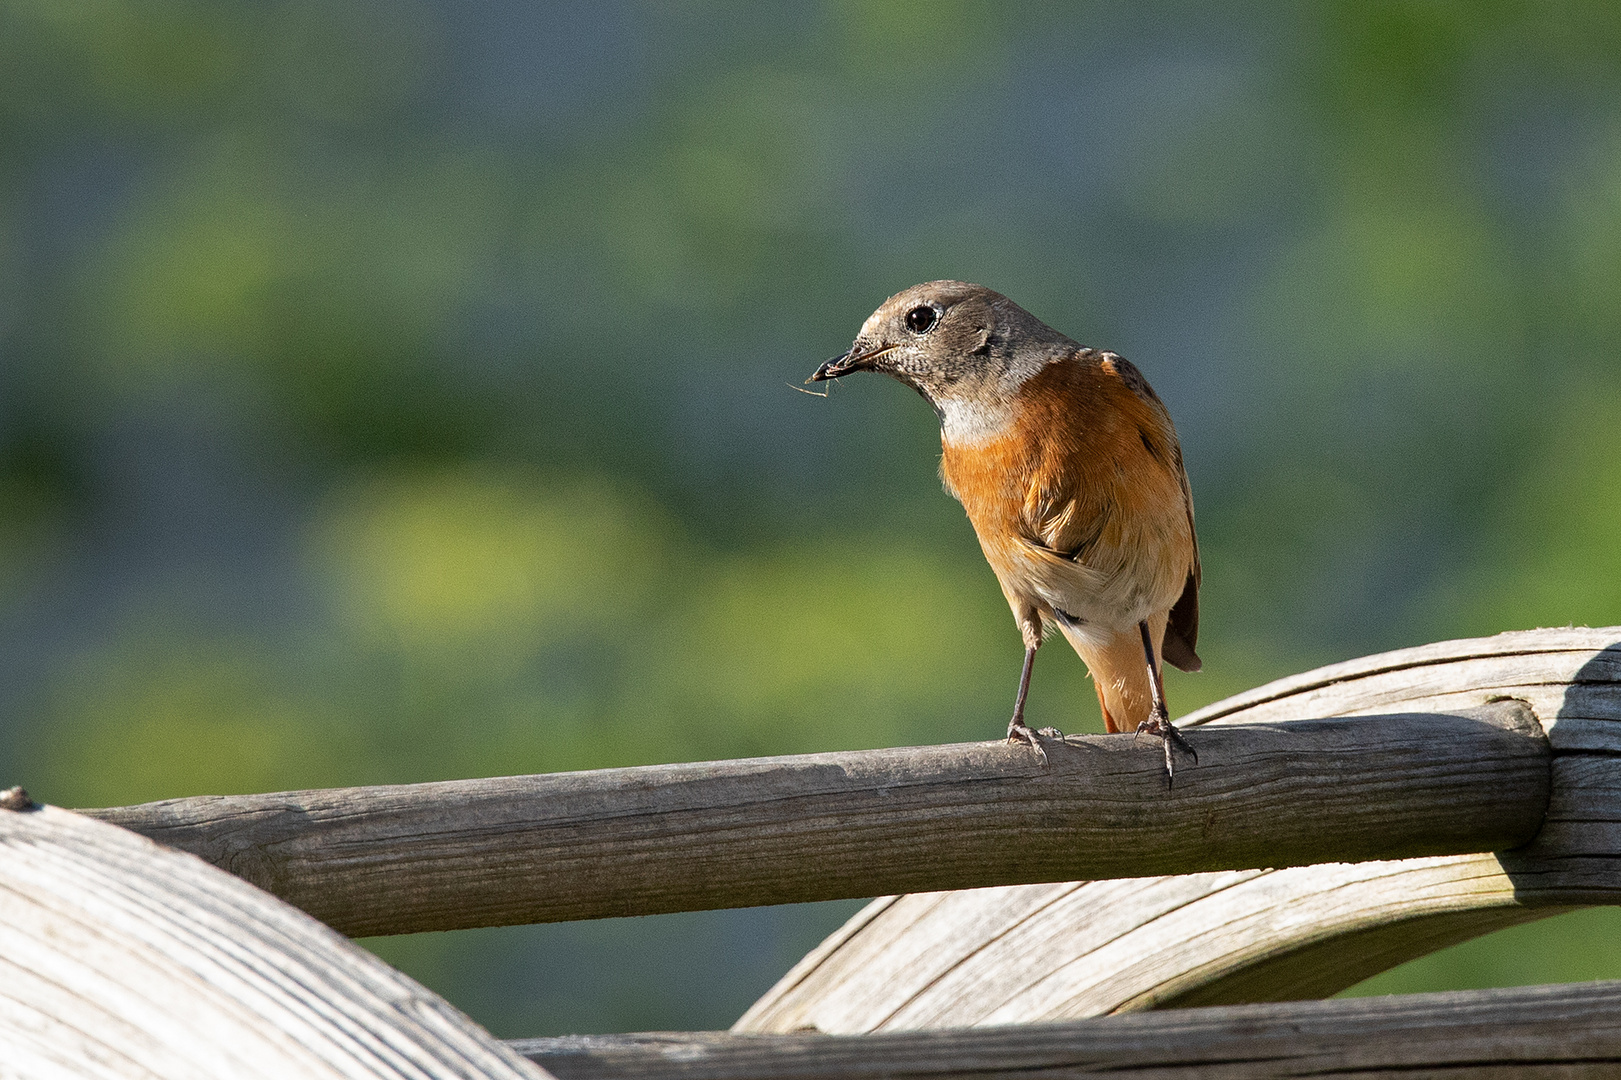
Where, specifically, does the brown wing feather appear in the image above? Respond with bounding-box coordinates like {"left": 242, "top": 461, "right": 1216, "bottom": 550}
{"left": 1160, "top": 451, "right": 1201, "bottom": 672}
{"left": 1162, "top": 572, "right": 1200, "bottom": 671}
{"left": 1108, "top": 353, "right": 1202, "bottom": 671}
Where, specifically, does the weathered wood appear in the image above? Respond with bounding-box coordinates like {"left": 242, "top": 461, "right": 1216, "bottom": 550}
{"left": 82, "top": 702, "right": 1546, "bottom": 937}
{"left": 0, "top": 803, "right": 551, "bottom": 1079}
{"left": 737, "top": 627, "right": 1621, "bottom": 1034}
{"left": 515, "top": 981, "right": 1621, "bottom": 1079}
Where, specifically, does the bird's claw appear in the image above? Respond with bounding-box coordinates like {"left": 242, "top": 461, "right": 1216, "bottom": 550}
{"left": 1007, "top": 720, "right": 1059, "bottom": 765}
{"left": 1135, "top": 712, "right": 1196, "bottom": 786}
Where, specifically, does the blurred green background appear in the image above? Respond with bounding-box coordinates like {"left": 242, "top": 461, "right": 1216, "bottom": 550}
{"left": 4, "top": 0, "right": 1621, "bottom": 1038}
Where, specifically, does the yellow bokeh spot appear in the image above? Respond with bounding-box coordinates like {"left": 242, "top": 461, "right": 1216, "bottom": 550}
{"left": 315, "top": 468, "right": 667, "bottom": 657}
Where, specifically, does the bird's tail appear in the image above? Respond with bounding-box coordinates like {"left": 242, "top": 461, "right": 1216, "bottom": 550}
{"left": 1055, "top": 617, "right": 1165, "bottom": 734}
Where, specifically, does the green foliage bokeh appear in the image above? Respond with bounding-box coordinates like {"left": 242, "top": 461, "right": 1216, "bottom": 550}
{"left": 3, "top": 0, "right": 1620, "bottom": 1036}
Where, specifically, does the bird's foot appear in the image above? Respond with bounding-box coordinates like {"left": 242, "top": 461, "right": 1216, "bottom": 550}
{"left": 1007, "top": 719, "right": 1063, "bottom": 765}
{"left": 1135, "top": 711, "right": 1197, "bottom": 786}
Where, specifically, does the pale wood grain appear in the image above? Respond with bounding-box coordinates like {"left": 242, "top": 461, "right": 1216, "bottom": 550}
{"left": 518, "top": 981, "right": 1621, "bottom": 1079}
{"left": 0, "top": 803, "right": 552, "bottom": 1080}
{"left": 81, "top": 703, "right": 1546, "bottom": 937}
{"left": 736, "top": 627, "right": 1621, "bottom": 1034}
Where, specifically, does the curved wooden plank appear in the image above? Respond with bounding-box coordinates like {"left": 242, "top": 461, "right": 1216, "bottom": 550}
{"left": 0, "top": 798, "right": 551, "bottom": 1080}
{"left": 518, "top": 980, "right": 1621, "bottom": 1079}
{"left": 735, "top": 627, "right": 1621, "bottom": 1034}
{"left": 83, "top": 704, "right": 1546, "bottom": 937}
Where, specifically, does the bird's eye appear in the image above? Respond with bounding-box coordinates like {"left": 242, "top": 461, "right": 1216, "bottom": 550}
{"left": 905, "top": 305, "right": 938, "bottom": 334}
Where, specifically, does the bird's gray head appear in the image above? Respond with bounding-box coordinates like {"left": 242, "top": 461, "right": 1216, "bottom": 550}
{"left": 809, "top": 281, "right": 1076, "bottom": 414}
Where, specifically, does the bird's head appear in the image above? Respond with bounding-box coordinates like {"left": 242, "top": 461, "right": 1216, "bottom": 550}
{"left": 809, "top": 281, "right": 1075, "bottom": 418}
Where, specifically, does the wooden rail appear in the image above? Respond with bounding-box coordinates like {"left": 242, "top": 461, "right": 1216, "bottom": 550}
{"left": 7, "top": 626, "right": 1620, "bottom": 1077}
{"left": 0, "top": 801, "right": 550, "bottom": 1080}
{"left": 83, "top": 702, "right": 1547, "bottom": 937}
{"left": 737, "top": 627, "right": 1621, "bottom": 1034}
{"left": 515, "top": 981, "right": 1621, "bottom": 1079}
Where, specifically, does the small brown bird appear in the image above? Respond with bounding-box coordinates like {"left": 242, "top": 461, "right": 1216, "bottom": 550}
{"left": 811, "top": 281, "right": 1201, "bottom": 777}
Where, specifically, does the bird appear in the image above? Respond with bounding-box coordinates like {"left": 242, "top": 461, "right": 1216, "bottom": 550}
{"left": 810, "top": 281, "right": 1201, "bottom": 779}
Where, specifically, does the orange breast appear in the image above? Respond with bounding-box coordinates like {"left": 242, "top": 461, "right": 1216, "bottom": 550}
{"left": 940, "top": 354, "right": 1193, "bottom": 623}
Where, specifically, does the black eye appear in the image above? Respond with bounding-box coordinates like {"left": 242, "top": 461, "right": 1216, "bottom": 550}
{"left": 905, "top": 305, "right": 938, "bottom": 334}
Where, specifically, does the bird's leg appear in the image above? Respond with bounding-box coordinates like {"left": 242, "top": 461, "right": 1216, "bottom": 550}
{"left": 1007, "top": 645, "right": 1061, "bottom": 762}
{"left": 1135, "top": 620, "right": 1197, "bottom": 783}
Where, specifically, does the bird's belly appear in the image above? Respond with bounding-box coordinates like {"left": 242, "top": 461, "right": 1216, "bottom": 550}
{"left": 990, "top": 524, "right": 1187, "bottom": 634}
{"left": 1064, "top": 547, "right": 1183, "bottom": 626}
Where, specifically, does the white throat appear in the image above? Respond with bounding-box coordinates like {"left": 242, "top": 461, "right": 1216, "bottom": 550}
{"left": 934, "top": 358, "right": 1053, "bottom": 445}
{"left": 937, "top": 393, "right": 1017, "bottom": 446}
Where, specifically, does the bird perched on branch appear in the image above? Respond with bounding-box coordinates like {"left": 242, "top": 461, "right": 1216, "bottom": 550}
{"left": 810, "top": 281, "right": 1201, "bottom": 779}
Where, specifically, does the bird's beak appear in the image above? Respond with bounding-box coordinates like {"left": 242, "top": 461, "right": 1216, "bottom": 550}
{"left": 808, "top": 344, "right": 896, "bottom": 383}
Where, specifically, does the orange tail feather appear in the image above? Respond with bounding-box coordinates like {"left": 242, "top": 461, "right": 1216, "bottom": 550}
{"left": 1056, "top": 617, "right": 1167, "bottom": 734}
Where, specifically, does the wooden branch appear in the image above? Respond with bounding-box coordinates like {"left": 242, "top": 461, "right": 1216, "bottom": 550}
{"left": 0, "top": 801, "right": 550, "bottom": 1080}
{"left": 80, "top": 701, "right": 1547, "bottom": 937}
{"left": 515, "top": 980, "right": 1621, "bottom": 1079}
{"left": 737, "top": 627, "right": 1621, "bottom": 1035}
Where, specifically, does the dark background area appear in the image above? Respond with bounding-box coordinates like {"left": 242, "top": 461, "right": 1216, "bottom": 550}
{"left": 4, "top": 0, "right": 1621, "bottom": 1037}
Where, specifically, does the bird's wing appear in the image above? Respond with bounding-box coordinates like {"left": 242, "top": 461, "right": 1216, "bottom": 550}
{"left": 1027, "top": 482, "right": 1110, "bottom": 564}
{"left": 1103, "top": 354, "right": 1201, "bottom": 670}
{"left": 1161, "top": 447, "right": 1201, "bottom": 672}
{"left": 1015, "top": 353, "right": 1201, "bottom": 660}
